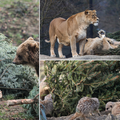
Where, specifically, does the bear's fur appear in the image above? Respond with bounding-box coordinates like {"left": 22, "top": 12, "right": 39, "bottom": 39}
{"left": 13, "top": 37, "right": 39, "bottom": 76}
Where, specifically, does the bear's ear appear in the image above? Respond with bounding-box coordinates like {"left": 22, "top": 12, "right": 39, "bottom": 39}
{"left": 28, "top": 37, "right": 34, "bottom": 41}
{"left": 85, "top": 10, "right": 89, "bottom": 15}
{"left": 28, "top": 42, "right": 39, "bottom": 53}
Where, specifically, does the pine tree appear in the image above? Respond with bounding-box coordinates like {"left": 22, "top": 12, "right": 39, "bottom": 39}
{"left": 45, "top": 61, "right": 120, "bottom": 117}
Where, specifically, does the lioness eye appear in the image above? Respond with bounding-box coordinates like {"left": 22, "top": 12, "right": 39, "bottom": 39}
{"left": 18, "top": 55, "right": 22, "bottom": 60}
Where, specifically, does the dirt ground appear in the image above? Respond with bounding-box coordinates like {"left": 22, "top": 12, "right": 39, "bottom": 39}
{"left": 0, "top": 100, "right": 39, "bottom": 120}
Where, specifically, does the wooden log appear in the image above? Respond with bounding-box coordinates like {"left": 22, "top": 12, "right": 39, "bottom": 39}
{"left": 0, "top": 90, "right": 2, "bottom": 98}
{"left": 7, "top": 98, "right": 38, "bottom": 106}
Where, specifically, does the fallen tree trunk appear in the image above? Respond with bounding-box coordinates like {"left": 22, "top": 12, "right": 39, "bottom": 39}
{"left": 7, "top": 98, "right": 38, "bottom": 106}
{"left": 7, "top": 94, "right": 39, "bottom": 106}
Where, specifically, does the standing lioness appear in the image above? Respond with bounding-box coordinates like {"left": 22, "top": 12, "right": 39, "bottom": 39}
{"left": 45, "top": 10, "right": 99, "bottom": 58}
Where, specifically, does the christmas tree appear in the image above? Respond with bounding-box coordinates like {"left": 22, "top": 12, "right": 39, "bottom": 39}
{"left": 44, "top": 61, "right": 120, "bottom": 117}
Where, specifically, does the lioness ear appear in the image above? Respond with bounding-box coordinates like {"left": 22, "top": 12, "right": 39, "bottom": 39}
{"left": 85, "top": 10, "right": 90, "bottom": 15}
{"left": 93, "top": 10, "right": 96, "bottom": 13}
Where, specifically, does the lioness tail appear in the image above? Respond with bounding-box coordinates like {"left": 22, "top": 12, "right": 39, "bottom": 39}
{"left": 45, "top": 39, "right": 50, "bottom": 43}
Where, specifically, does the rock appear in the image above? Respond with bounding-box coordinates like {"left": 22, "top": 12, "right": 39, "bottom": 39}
{"left": 40, "top": 54, "right": 63, "bottom": 60}
{"left": 116, "top": 114, "right": 120, "bottom": 119}
{"left": 47, "top": 112, "right": 120, "bottom": 120}
{"left": 40, "top": 94, "right": 53, "bottom": 116}
{"left": 40, "top": 54, "right": 120, "bottom": 60}
{"left": 47, "top": 114, "right": 107, "bottom": 120}
{"left": 105, "top": 113, "right": 117, "bottom": 120}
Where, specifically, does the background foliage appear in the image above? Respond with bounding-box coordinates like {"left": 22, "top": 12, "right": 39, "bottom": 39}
{"left": 44, "top": 61, "right": 120, "bottom": 117}
{"left": 0, "top": 33, "right": 39, "bottom": 117}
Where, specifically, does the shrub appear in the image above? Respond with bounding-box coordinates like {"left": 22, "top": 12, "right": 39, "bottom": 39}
{"left": 23, "top": 86, "right": 39, "bottom": 117}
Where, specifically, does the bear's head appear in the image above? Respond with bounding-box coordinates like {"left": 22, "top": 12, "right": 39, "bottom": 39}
{"left": 13, "top": 37, "right": 39, "bottom": 75}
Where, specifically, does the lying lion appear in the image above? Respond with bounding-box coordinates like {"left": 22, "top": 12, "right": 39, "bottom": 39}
{"left": 45, "top": 10, "right": 99, "bottom": 58}
{"left": 84, "top": 30, "right": 120, "bottom": 55}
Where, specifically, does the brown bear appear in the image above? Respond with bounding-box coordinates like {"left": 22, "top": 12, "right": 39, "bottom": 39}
{"left": 13, "top": 37, "right": 39, "bottom": 76}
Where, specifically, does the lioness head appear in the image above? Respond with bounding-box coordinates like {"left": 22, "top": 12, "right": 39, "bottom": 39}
{"left": 85, "top": 10, "right": 99, "bottom": 26}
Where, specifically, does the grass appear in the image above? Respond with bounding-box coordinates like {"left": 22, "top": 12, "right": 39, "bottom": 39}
{"left": 0, "top": 107, "right": 9, "bottom": 120}
{"left": 0, "top": 110, "right": 34, "bottom": 120}
{"left": 11, "top": 112, "right": 34, "bottom": 119}
{"left": 0, "top": 112, "right": 6, "bottom": 117}
{"left": 17, "top": 112, "right": 34, "bottom": 119}
{"left": 0, "top": 97, "right": 35, "bottom": 120}
{"left": 3, "top": 94, "right": 15, "bottom": 100}
{"left": 0, "top": 0, "right": 39, "bottom": 45}
{"left": 0, "top": 0, "right": 39, "bottom": 7}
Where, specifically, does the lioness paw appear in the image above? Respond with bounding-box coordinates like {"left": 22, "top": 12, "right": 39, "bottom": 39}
{"left": 60, "top": 55, "right": 66, "bottom": 58}
{"left": 73, "top": 54, "right": 79, "bottom": 58}
{"left": 51, "top": 55, "right": 56, "bottom": 57}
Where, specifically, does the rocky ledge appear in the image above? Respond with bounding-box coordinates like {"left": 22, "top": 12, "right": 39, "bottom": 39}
{"left": 47, "top": 111, "right": 120, "bottom": 120}
{"left": 40, "top": 54, "right": 120, "bottom": 60}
